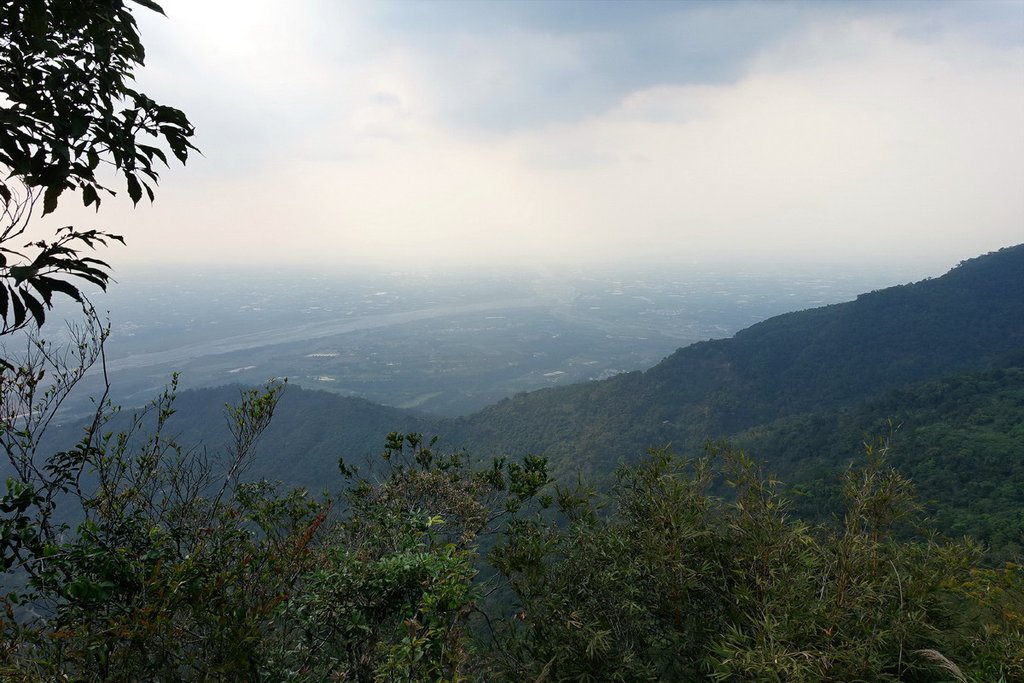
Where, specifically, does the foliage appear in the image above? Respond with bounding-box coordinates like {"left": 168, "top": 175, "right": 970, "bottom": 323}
{"left": 487, "top": 442, "right": 1022, "bottom": 683}
{"left": 107, "top": 357, "right": 1024, "bottom": 571}
{"left": 21, "top": 246, "right": 1020, "bottom": 572}
{"left": 1, "top": 8, "right": 1020, "bottom": 677}
{"left": 952, "top": 561, "right": 1024, "bottom": 677}
{"left": 0, "top": 347, "right": 551, "bottom": 682}
{"left": 449, "top": 246, "right": 1024, "bottom": 477}
{"left": 736, "top": 365, "right": 1024, "bottom": 563}
{"left": 0, "top": 347, "right": 323, "bottom": 679}
{"left": 251, "top": 433, "right": 550, "bottom": 682}
{"left": 0, "top": 0, "right": 196, "bottom": 339}
{"left": 1, "top": 345, "right": 1020, "bottom": 682}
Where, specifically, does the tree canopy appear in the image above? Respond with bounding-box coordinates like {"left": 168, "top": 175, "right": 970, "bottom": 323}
{"left": 0, "top": 0, "right": 195, "bottom": 335}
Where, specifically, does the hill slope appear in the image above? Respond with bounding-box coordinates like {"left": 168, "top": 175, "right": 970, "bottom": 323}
{"left": 48, "top": 246, "right": 1021, "bottom": 555}
{"left": 732, "top": 363, "right": 1024, "bottom": 560}
{"left": 446, "top": 245, "right": 1024, "bottom": 475}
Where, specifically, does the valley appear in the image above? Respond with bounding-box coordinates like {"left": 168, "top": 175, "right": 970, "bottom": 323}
{"left": 44, "top": 265, "right": 901, "bottom": 418}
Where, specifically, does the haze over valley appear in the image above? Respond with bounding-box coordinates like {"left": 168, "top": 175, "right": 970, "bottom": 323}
{"left": 48, "top": 264, "right": 907, "bottom": 417}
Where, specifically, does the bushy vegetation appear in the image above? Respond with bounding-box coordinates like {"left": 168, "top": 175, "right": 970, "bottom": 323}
{"left": 735, "top": 365, "right": 1024, "bottom": 563}
{"left": 487, "top": 441, "right": 1021, "bottom": 682}
{"left": 2, "top": 394, "right": 1020, "bottom": 681}
{"left": 142, "top": 355, "right": 1023, "bottom": 569}
{"left": 2, "top": 3, "right": 1020, "bottom": 680}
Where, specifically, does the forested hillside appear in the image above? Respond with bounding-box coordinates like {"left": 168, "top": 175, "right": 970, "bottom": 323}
{"left": 733, "top": 364, "right": 1024, "bottom": 561}
{"left": 448, "top": 245, "right": 1024, "bottom": 475}
{"left": 119, "top": 245, "right": 1024, "bottom": 563}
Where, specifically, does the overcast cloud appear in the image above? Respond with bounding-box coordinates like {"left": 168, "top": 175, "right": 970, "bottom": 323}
{"left": 38, "top": 0, "right": 1024, "bottom": 275}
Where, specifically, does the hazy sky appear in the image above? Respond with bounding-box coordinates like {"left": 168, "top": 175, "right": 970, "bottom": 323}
{"left": 42, "top": 0, "right": 1024, "bottom": 275}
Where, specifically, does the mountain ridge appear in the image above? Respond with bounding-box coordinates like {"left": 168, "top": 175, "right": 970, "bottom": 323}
{"left": 34, "top": 245, "right": 1022, "bottom": 556}
{"left": 443, "top": 245, "right": 1024, "bottom": 473}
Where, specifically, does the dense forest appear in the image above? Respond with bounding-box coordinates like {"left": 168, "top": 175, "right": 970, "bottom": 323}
{"left": 112, "top": 246, "right": 1021, "bottom": 567}
{"left": 7, "top": 243, "right": 1020, "bottom": 682}
{"left": 447, "top": 245, "right": 1024, "bottom": 471}
{"left": 3, "top": 421, "right": 1022, "bottom": 681}
{"left": 2, "top": 1, "right": 1022, "bottom": 681}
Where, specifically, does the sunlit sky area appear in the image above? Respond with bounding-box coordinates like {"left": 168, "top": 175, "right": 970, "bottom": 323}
{"left": 41, "top": 0, "right": 1024, "bottom": 276}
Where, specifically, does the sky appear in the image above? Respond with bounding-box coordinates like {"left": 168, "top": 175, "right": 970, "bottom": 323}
{"left": 41, "top": 0, "right": 1024, "bottom": 276}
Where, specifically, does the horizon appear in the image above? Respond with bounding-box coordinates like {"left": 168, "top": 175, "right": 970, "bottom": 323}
{"left": 101, "top": 240, "right": 1011, "bottom": 293}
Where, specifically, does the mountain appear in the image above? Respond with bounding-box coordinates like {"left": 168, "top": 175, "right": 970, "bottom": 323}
{"left": 40, "top": 245, "right": 1020, "bottom": 557}
{"left": 731, "top": 363, "right": 1024, "bottom": 561}
{"left": 166, "top": 384, "right": 434, "bottom": 484}
{"left": 446, "top": 245, "right": 1024, "bottom": 476}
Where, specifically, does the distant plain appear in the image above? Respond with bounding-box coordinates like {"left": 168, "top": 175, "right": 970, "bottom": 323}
{"left": 38, "top": 264, "right": 918, "bottom": 418}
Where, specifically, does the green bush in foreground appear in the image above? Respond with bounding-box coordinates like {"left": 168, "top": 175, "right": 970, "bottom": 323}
{"left": 487, "top": 441, "right": 1022, "bottom": 682}
{"left": 2, "top": 399, "right": 1020, "bottom": 681}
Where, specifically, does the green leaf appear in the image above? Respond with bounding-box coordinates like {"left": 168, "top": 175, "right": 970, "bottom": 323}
{"left": 26, "top": 0, "right": 48, "bottom": 41}
{"left": 129, "top": 0, "right": 167, "bottom": 16}
{"left": 138, "top": 144, "right": 168, "bottom": 165}
{"left": 11, "top": 292, "right": 25, "bottom": 328}
{"left": 42, "top": 183, "right": 62, "bottom": 215}
{"left": 34, "top": 276, "right": 83, "bottom": 303}
{"left": 126, "top": 174, "right": 142, "bottom": 205}
{"left": 20, "top": 291, "right": 45, "bottom": 327}
{"left": 82, "top": 183, "right": 99, "bottom": 208}
{"left": 9, "top": 265, "right": 37, "bottom": 284}
{"left": 70, "top": 114, "right": 89, "bottom": 139}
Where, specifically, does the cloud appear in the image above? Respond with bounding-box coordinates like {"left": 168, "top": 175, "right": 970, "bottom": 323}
{"left": 343, "top": 1, "right": 807, "bottom": 132}
{"left": 313, "top": 0, "right": 1024, "bottom": 133}
{"left": 41, "top": 0, "right": 1020, "bottom": 275}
